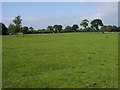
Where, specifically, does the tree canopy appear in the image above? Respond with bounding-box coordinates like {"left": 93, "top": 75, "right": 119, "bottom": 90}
{"left": 80, "top": 19, "right": 89, "bottom": 29}
{"left": 53, "top": 25, "right": 62, "bottom": 33}
{"left": 22, "top": 26, "right": 29, "bottom": 34}
{"left": 72, "top": 24, "right": 79, "bottom": 31}
{"left": 47, "top": 26, "right": 54, "bottom": 33}
{"left": 0, "top": 23, "right": 8, "bottom": 35}
{"left": 91, "top": 19, "right": 104, "bottom": 31}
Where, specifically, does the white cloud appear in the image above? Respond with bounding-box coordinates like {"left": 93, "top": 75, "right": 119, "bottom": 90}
{"left": 93, "top": 3, "right": 118, "bottom": 25}
{"left": 2, "top": 2, "right": 118, "bottom": 29}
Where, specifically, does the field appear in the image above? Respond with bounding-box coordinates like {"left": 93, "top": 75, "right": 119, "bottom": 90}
{"left": 2, "top": 32, "right": 118, "bottom": 88}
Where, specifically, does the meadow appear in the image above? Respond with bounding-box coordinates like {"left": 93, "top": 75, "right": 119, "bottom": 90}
{"left": 2, "top": 32, "right": 118, "bottom": 88}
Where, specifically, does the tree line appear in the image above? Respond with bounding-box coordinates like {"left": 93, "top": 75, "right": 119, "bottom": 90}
{"left": 0, "top": 15, "right": 120, "bottom": 35}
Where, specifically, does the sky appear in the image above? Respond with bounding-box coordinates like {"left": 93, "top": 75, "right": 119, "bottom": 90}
{"left": 2, "top": 2, "right": 118, "bottom": 30}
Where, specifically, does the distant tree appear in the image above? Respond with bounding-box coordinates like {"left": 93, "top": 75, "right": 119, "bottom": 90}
{"left": 40, "top": 29, "right": 52, "bottom": 33}
{"left": 22, "top": 26, "right": 29, "bottom": 34}
{"left": 91, "top": 19, "right": 104, "bottom": 32}
{"left": 64, "top": 26, "right": 73, "bottom": 32}
{"left": 13, "top": 15, "right": 22, "bottom": 36}
{"left": 118, "top": 26, "right": 120, "bottom": 32}
{"left": 41, "top": 29, "right": 46, "bottom": 31}
{"left": 80, "top": 19, "right": 89, "bottom": 29}
{"left": 58, "top": 25, "right": 63, "bottom": 33}
{"left": 8, "top": 24, "right": 17, "bottom": 35}
{"left": 53, "top": 25, "right": 62, "bottom": 33}
{"left": 112, "top": 25, "right": 117, "bottom": 32}
{"left": 104, "top": 25, "right": 112, "bottom": 32}
{"left": 79, "top": 28, "right": 83, "bottom": 32}
{"left": 47, "top": 26, "right": 54, "bottom": 33}
{"left": 8, "top": 24, "right": 22, "bottom": 35}
{"left": 29, "top": 27, "right": 34, "bottom": 31}
{"left": 83, "top": 27, "right": 92, "bottom": 32}
{"left": 100, "top": 25, "right": 106, "bottom": 33}
{"left": 53, "top": 25, "right": 57, "bottom": 32}
{"left": 72, "top": 24, "right": 79, "bottom": 32}
{"left": 29, "top": 27, "right": 35, "bottom": 33}
{"left": 100, "top": 25, "right": 118, "bottom": 32}
{"left": 0, "top": 23, "right": 8, "bottom": 35}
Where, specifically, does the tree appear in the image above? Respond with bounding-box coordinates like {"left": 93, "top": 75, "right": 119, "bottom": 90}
{"left": 104, "top": 25, "right": 112, "bottom": 32}
{"left": 117, "top": 26, "right": 120, "bottom": 32}
{"left": 22, "top": 26, "right": 29, "bottom": 34}
{"left": 29, "top": 27, "right": 34, "bottom": 31}
{"left": 8, "top": 24, "right": 18, "bottom": 35}
{"left": 83, "top": 27, "right": 91, "bottom": 32}
{"left": 13, "top": 15, "right": 22, "bottom": 36}
{"left": 72, "top": 24, "right": 79, "bottom": 32}
{"left": 112, "top": 25, "right": 117, "bottom": 32}
{"left": 53, "top": 25, "right": 62, "bottom": 33}
{"left": 100, "top": 25, "right": 106, "bottom": 33}
{"left": 100, "top": 25, "right": 118, "bottom": 32}
{"left": 64, "top": 26, "right": 73, "bottom": 32}
{"left": 80, "top": 19, "right": 89, "bottom": 29}
{"left": 0, "top": 23, "right": 8, "bottom": 35}
{"left": 91, "top": 19, "right": 104, "bottom": 32}
{"left": 47, "top": 26, "right": 54, "bottom": 33}
{"left": 29, "top": 27, "right": 35, "bottom": 33}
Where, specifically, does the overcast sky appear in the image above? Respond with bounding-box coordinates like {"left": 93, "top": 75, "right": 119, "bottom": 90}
{"left": 2, "top": 2, "right": 118, "bottom": 30}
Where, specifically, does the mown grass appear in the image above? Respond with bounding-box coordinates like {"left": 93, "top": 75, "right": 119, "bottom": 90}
{"left": 2, "top": 32, "right": 118, "bottom": 88}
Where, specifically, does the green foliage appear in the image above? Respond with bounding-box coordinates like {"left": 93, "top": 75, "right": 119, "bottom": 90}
{"left": 3, "top": 33, "right": 118, "bottom": 88}
{"left": 22, "top": 26, "right": 29, "bottom": 34}
{"left": 4, "top": 16, "right": 120, "bottom": 34}
{"left": 29, "top": 27, "right": 34, "bottom": 33}
{"left": 7, "top": 15, "right": 23, "bottom": 36}
{"left": 8, "top": 24, "right": 19, "bottom": 35}
{"left": 82, "top": 27, "right": 91, "bottom": 32}
{"left": 53, "top": 25, "right": 62, "bottom": 33}
{"left": 100, "top": 25, "right": 119, "bottom": 32}
{"left": 13, "top": 16, "right": 22, "bottom": 33}
{"left": 80, "top": 19, "right": 89, "bottom": 29}
{"left": 91, "top": 19, "right": 104, "bottom": 31}
{"left": 13, "top": 16, "right": 22, "bottom": 27}
{"left": 72, "top": 24, "right": 79, "bottom": 31}
{"left": 0, "top": 23, "right": 8, "bottom": 35}
{"left": 47, "top": 26, "right": 54, "bottom": 33}
{"left": 63, "top": 26, "right": 73, "bottom": 32}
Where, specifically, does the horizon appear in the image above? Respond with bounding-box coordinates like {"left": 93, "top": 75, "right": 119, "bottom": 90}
{"left": 2, "top": 2, "right": 118, "bottom": 30}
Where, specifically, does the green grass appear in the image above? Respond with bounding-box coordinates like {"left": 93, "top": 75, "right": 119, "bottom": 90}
{"left": 2, "top": 32, "right": 118, "bottom": 88}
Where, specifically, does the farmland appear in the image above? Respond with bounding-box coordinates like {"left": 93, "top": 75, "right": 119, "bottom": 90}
{"left": 2, "top": 32, "right": 118, "bottom": 88}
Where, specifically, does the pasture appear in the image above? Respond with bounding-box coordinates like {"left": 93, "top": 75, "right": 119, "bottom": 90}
{"left": 2, "top": 32, "right": 118, "bottom": 88}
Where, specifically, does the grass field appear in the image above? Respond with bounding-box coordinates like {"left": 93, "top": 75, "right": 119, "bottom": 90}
{"left": 2, "top": 32, "right": 118, "bottom": 88}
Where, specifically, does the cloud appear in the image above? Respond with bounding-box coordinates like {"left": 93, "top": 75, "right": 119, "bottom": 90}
{"left": 2, "top": 2, "right": 118, "bottom": 29}
{"left": 93, "top": 3, "right": 118, "bottom": 25}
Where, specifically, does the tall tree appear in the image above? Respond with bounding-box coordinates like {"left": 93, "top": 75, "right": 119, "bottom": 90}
{"left": 13, "top": 16, "right": 22, "bottom": 36}
{"left": 72, "top": 24, "right": 79, "bottom": 32}
{"left": 80, "top": 19, "right": 89, "bottom": 29}
{"left": 0, "top": 23, "right": 8, "bottom": 35}
{"left": 91, "top": 19, "right": 104, "bottom": 32}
